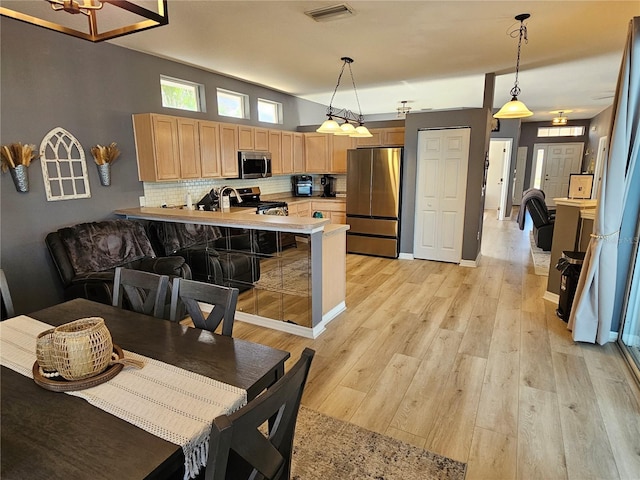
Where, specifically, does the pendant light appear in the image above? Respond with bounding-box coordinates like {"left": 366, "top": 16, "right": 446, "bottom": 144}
{"left": 494, "top": 13, "right": 533, "bottom": 119}
{"left": 552, "top": 111, "right": 568, "bottom": 126}
{"left": 316, "top": 57, "right": 372, "bottom": 137}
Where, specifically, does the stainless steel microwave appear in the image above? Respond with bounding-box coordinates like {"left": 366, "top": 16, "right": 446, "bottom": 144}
{"left": 238, "top": 151, "right": 272, "bottom": 179}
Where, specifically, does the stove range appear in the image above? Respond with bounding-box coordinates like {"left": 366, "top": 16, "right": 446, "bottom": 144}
{"left": 230, "top": 187, "right": 288, "bottom": 215}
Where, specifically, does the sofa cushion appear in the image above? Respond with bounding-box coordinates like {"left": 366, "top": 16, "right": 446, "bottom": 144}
{"left": 58, "top": 220, "right": 156, "bottom": 275}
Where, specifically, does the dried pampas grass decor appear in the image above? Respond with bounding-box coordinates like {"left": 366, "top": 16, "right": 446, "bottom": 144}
{"left": 0, "top": 143, "right": 39, "bottom": 173}
{"left": 91, "top": 142, "right": 120, "bottom": 166}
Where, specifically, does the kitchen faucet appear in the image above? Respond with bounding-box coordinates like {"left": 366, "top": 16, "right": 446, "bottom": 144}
{"left": 218, "top": 186, "right": 243, "bottom": 203}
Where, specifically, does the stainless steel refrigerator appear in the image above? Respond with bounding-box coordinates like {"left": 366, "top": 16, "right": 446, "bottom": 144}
{"left": 346, "top": 147, "right": 402, "bottom": 258}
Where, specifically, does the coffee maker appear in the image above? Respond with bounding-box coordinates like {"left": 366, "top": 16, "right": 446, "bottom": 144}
{"left": 321, "top": 174, "right": 336, "bottom": 198}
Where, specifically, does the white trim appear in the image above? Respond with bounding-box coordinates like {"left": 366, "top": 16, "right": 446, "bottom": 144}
{"left": 460, "top": 252, "right": 481, "bottom": 268}
{"left": 543, "top": 291, "right": 560, "bottom": 304}
{"left": 609, "top": 331, "right": 620, "bottom": 343}
{"left": 398, "top": 253, "right": 414, "bottom": 260}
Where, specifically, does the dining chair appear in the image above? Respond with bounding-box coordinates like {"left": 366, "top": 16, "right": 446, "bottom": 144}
{"left": 205, "top": 347, "right": 315, "bottom": 480}
{"left": 169, "top": 278, "right": 239, "bottom": 336}
{"left": 112, "top": 267, "right": 170, "bottom": 319}
{"left": 0, "top": 268, "right": 16, "bottom": 319}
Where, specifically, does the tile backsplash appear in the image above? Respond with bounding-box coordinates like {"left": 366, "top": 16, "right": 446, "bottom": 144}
{"left": 142, "top": 174, "right": 346, "bottom": 207}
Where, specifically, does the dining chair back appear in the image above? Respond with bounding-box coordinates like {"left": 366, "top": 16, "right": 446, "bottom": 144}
{"left": 0, "top": 268, "right": 16, "bottom": 319}
{"left": 112, "top": 267, "right": 170, "bottom": 319}
{"left": 205, "top": 348, "right": 315, "bottom": 480}
{"left": 169, "top": 278, "right": 239, "bottom": 336}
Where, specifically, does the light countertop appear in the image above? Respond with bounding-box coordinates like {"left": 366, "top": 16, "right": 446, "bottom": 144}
{"left": 115, "top": 207, "right": 331, "bottom": 234}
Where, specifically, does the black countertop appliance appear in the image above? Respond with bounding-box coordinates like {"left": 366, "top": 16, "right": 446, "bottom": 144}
{"left": 321, "top": 174, "right": 336, "bottom": 198}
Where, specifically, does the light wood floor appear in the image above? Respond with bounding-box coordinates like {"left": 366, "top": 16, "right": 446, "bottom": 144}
{"left": 231, "top": 212, "right": 640, "bottom": 479}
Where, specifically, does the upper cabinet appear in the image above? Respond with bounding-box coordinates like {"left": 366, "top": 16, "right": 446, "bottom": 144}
{"left": 133, "top": 113, "right": 182, "bottom": 181}
{"left": 304, "top": 133, "right": 331, "bottom": 173}
{"left": 219, "top": 123, "right": 239, "bottom": 178}
{"left": 269, "top": 130, "right": 283, "bottom": 174}
{"left": 330, "top": 135, "right": 356, "bottom": 173}
{"left": 134, "top": 113, "right": 230, "bottom": 181}
{"left": 237, "top": 125, "right": 254, "bottom": 150}
{"left": 355, "top": 127, "right": 405, "bottom": 147}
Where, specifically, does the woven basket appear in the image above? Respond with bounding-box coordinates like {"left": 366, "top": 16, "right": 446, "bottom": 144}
{"left": 52, "top": 317, "right": 113, "bottom": 381}
{"left": 36, "top": 328, "right": 57, "bottom": 373}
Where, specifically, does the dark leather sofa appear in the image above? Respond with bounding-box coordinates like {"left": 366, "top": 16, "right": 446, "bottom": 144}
{"left": 45, "top": 219, "right": 191, "bottom": 307}
{"left": 146, "top": 222, "right": 260, "bottom": 292}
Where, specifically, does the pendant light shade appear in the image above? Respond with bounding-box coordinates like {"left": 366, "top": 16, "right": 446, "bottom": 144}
{"left": 494, "top": 14, "right": 533, "bottom": 119}
{"left": 316, "top": 57, "right": 371, "bottom": 137}
{"left": 494, "top": 97, "right": 533, "bottom": 119}
{"left": 316, "top": 118, "right": 342, "bottom": 133}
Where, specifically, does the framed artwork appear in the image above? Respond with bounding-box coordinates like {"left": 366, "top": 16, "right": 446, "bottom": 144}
{"left": 568, "top": 173, "right": 594, "bottom": 199}
{"left": 491, "top": 118, "right": 500, "bottom": 132}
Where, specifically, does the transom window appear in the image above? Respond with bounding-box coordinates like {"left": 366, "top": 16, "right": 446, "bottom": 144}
{"left": 538, "top": 126, "right": 585, "bottom": 137}
{"left": 217, "top": 88, "right": 249, "bottom": 119}
{"left": 160, "top": 75, "right": 204, "bottom": 112}
{"left": 257, "top": 98, "right": 283, "bottom": 124}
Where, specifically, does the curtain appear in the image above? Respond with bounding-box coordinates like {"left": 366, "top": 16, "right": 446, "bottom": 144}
{"left": 568, "top": 17, "right": 640, "bottom": 344}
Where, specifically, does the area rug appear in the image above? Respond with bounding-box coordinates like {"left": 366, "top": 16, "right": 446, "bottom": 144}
{"left": 255, "top": 258, "right": 310, "bottom": 297}
{"left": 291, "top": 407, "right": 467, "bottom": 480}
{"left": 529, "top": 231, "right": 551, "bottom": 276}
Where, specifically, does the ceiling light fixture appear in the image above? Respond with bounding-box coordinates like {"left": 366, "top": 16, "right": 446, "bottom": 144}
{"left": 397, "top": 101, "right": 412, "bottom": 119}
{"left": 552, "top": 111, "right": 569, "bottom": 126}
{"left": 494, "top": 13, "right": 533, "bottom": 119}
{"left": 305, "top": 3, "right": 354, "bottom": 22}
{"left": 0, "top": 0, "right": 168, "bottom": 43}
{"left": 316, "top": 57, "right": 372, "bottom": 138}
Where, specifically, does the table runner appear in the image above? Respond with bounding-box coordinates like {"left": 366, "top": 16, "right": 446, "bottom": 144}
{"left": 0, "top": 316, "right": 247, "bottom": 480}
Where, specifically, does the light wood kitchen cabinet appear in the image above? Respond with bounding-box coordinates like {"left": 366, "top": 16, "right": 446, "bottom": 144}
{"left": 269, "top": 130, "right": 283, "bottom": 174}
{"left": 176, "top": 118, "right": 201, "bottom": 179}
{"left": 238, "top": 126, "right": 270, "bottom": 152}
{"left": 288, "top": 201, "right": 311, "bottom": 217}
{"left": 198, "top": 120, "right": 221, "bottom": 178}
{"left": 219, "top": 123, "right": 239, "bottom": 177}
{"left": 293, "top": 133, "right": 305, "bottom": 173}
{"left": 355, "top": 127, "right": 405, "bottom": 147}
{"left": 254, "top": 128, "right": 270, "bottom": 151}
{"left": 281, "top": 132, "right": 294, "bottom": 174}
{"left": 382, "top": 127, "right": 405, "bottom": 146}
{"left": 311, "top": 200, "right": 346, "bottom": 224}
{"left": 304, "top": 133, "right": 330, "bottom": 173}
{"left": 133, "top": 114, "right": 181, "bottom": 181}
{"left": 330, "top": 135, "right": 356, "bottom": 173}
{"left": 237, "top": 125, "right": 254, "bottom": 150}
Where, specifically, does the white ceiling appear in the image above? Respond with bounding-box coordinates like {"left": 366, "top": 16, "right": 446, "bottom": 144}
{"left": 104, "top": 1, "right": 640, "bottom": 122}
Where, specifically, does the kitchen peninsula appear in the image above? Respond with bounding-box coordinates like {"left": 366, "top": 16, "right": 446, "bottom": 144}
{"left": 115, "top": 206, "right": 348, "bottom": 338}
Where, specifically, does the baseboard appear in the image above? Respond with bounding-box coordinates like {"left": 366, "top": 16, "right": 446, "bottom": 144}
{"left": 235, "top": 311, "right": 318, "bottom": 338}
{"left": 543, "top": 291, "right": 559, "bottom": 304}
{"left": 609, "top": 331, "right": 620, "bottom": 342}
{"left": 398, "top": 253, "right": 414, "bottom": 260}
{"left": 460, "top": 252, "right": 481, "bottom": 268}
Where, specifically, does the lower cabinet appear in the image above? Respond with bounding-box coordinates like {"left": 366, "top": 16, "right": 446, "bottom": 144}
{"left": 311, "top": 200, "right": 346, "bottom": 225}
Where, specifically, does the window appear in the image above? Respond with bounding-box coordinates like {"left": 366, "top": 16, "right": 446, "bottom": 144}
{"left": 160, "top": 75, "right": 204, "bottom": 112}
{"left": 538, "top": 126, "right": 585, "bottom": 137}
{"left": 217, "top": 88, "right": 249, "bottom": 119}
{"left": 257, "top": 98, "right": 283, "bottom": 124}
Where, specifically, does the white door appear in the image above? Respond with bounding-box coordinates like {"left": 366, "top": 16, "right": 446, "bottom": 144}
{"left": 487, "top": 139, "right": 512, "bottom": 220}
{"left": 512, "top": 146, "right": 528, "bottom": 205}
{"left": 533, "top": 143, "right": 584, "bottom": 207}
{"left": 593, "top": 136, "right": 608, "bottom": 199}
{"left": 414, "top": 128, "right": 470, "bottom": 263}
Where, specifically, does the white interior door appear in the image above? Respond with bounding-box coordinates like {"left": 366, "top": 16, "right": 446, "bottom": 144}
{"left": 487, "top": 139, "right": 512, "bottom": 220}
{"left": 414, "top": 128, "right": 470, "bottom": 263}
{"left": 593, "top": 136, "right": 608, "bottom": 199}
{"left": 533, "top": 142, "right": 584, "bottom": 207}
{"left": 512, "top": 146, "right": 528, "bottom": 205}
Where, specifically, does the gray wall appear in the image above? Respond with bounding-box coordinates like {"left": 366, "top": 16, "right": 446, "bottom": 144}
{"left": 0, "top": 17, "right": 325, "bottom": 314}
{"left": 586, "top": 105, "right": 613, "bottom": 172}
{"left": 401, "top": 108, "right": 492, "bottom": 261}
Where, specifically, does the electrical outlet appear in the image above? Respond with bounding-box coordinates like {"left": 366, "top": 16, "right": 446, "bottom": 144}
{"left": 139, "top": 196, "right": 146, "bottom": 207}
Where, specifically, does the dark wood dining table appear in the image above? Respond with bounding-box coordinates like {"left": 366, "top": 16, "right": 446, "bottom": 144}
{"left": 0, "top": 298, "right": 290, "bottom": 480}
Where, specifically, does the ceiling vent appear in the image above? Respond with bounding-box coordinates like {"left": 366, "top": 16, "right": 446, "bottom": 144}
{"left": 305, "top": 4, "right": 355, "bottom": 22}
